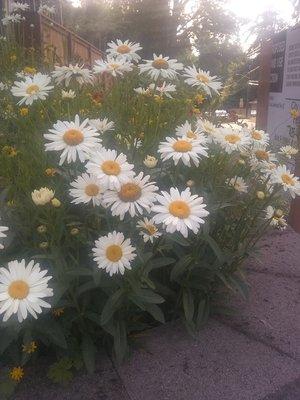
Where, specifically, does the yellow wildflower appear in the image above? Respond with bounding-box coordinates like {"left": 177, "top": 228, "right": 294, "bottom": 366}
{"left": 51, "top": 198, "right": 61, "bottom": 208}
{"left": 52, "top": 307, "right": 65, "bottom": 317}
{"left": 22, "top": 341, "right": 37, "bottom": 354}
{"left": 290, "top": 109, "right": 300, "bottom": 119}
{"left": 2, "top": 145, "right": 18, "bottom": 157}
{"left": 70, "top": 227, "right": 79, "bottom": 236}
{"left": 195, "top": 94, "right": 205, "bottom": 104}
{"left": 19, "top": 107, "right": 29, "bottom": 116}
{"left": 39, "top": 241, "right": 49, "bottom": 249}
{"left": 23, "top": 66, "right": 37, "bottom": 75}
{"left": 10, "top": 54, "right": 17, "bottom": 62}
{"left": 45, "top": 168, "right": 58, "bottom": 177}
{"left": 10, "top": 367, "right": 24, "bottom": 382}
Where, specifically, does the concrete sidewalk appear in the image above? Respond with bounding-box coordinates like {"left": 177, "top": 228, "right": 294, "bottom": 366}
{"left": 15, "top": 228, "right": 300, "bottom": 400}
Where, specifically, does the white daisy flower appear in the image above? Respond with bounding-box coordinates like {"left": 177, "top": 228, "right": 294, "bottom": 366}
{"left": 270, "top": 165, "right": 300, "bottom": 198}
{"left": 279, "top": 145, "right": 298, "bottom": 159}
{"left": 158, "top": 136, "right": 208, "bottom": 167}
{"left": 102, "top": 172, "right": 158, "bottom": 220}
{"left": 143, "top": 155, "right": 158, "bottom": 168}
{"left": 11, "top": 73, "right": 53, "bottom": 106}
{"left": 44, "top": 114, "right": 101, "bottom": 165}
{"left": 260, "top": 161, "right": 278, "bottom": 177}
{"left": 38, "top": 5, "right": 55, "bottom": 15}
{"left": 106, "top": 39, "right": 142, "bottom": 62}
{"left": 136, "top": 217, "right": 161, "bottom": 243}
{"left": 152, "top": 187, "right": 209, "bottom": 238}
{"left": 139, "top": 54, "right": 183, "bottom": 81}
{"left": 227, "top": 176, "right": 248, "bottom": 193}
{"left": 93, "top": 56, "right": 132, "bottom": 77}
{"left": 11, "top": 2, "right": 29, "bottom": 12}
{"left": 175, "top": 121, "right": 208, "bottom": 142}
{"left": 265, "top": 206, "right": 287, "bottom": 229}
{"left": 149, "top": 82, "right": 176, "bottom": 98}
{"left": 69, "top": 173, "right": 103, "bottom": 207}
{"left": 0, "top": 224, "right": 9, "bottom": 250}
{"left": 249, "top": 129, "right": 270, "bottom": 147}
{"left": 0, "top": 259, "right": 53, "bottom": 322}
{"left": 183, "top": 66, "right": 222, "bottom": 96}
{"left": 1, "top": 13, "right": 23, "bottom": 25}
{"left": 88, "top": 118, "right": 115, "bottom": 134}
{"left": 92, "top": 231, "right": 136, "bottom": 276}
{"left": 61, "top": 89, "right": 76, "bottom": 99}
{"left": 85, "top": 148, "right": 134, "bottom": 190}
{"left": 134, "top": 86, "right": 152, "bottom": 96}
{"left": 215, "top": 127, "right": 251, "bottom": 154}
{"left": 249, "top": 147, "right": 277, "bottom": 169}
{"left": 52, "top": 64, "right": 94, "bottom": 86}
{"left": 196, "top": 119, "right": 219, "bottom": 142}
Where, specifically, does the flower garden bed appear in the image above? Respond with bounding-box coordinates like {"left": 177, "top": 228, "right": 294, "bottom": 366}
{"left": 1, "top": 4, "right": 300, "bottom": 398}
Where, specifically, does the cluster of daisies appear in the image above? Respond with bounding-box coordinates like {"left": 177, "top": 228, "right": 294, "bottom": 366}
{"left": 1, "top": 1, "right": 55, "bottom": 26}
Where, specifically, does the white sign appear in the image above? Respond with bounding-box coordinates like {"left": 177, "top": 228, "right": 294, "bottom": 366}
{"left": 267, "top": 26, "right": 300, "bottom": 145}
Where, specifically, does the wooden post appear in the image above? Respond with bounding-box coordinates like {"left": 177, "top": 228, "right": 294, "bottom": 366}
{"left": 289, "top": 123, "right": 300, "bottom": 233}
{"left": 256, "top": 39, "right": 272, "bottom": 130}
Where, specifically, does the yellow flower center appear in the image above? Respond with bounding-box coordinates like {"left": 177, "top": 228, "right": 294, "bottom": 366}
{"left": 106, "top": 244, "right": 123, "bottom": 262}
{"left": 8, "top": 280, "right": 29, "bottom": 300}
{"left": 110, "top": 63, "right": 120, "bottom": 70}
{"left": 117, "top": 44, "right": 130, "bottom": 54}
{"left": 145, "top": 224, "right": 157, "bottom": 235}
{"left": 204, "top": 125, "right": 213, "bottom": 133}
{"left": 169, "top": 200, "right": 190, "bottom": 219}
{"left": 255, "top": 150, "right": 269, "bottom": 161}
{"left": 85, "top": 183, "right": 100, "bottom": 197}
{"left": 101, "top": 160, "right": 121, "bottom": 176}
{"left": 152, "top": 58, "right": 169, "bottom": 69}
{"left": 224, "top": 134, "right": 240, "bottom": 144}
{"left": 63, "top": 129, "right": 84, "bottom": 146}
{"left": 281, "top": 173, "right": 295, "bottom": 186}
{"left": 26, "top": 84, "right": 40, "bottom": 95}
{"left": 187, "top": 130, "right": 197, "bottom": 139}
{"left": 251, "top": 131, "right": 262, "bottom": 140}
{"left": 118, "top": 183, "right": 142, "bottom": 202}
{"left": 172, "top": 140, "right": 192, "bottom": 152}
{"left": 196, "top": 73, "right": 209, "bottom": 84}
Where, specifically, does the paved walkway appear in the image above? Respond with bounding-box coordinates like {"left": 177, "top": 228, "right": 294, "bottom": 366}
{"left": 15, "top": 228, "right": 300, "bottom": 400}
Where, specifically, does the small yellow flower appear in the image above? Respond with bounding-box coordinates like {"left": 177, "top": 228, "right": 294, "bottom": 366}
{"left": 256, "top": 191, "right": 265, "bottom": 200}
{"left": 195, "top": 94, "right": 205, "bottom": 104}
{"left": 45, "top": 168, "right": 58, "bottom": 177}
{"left": 37, "top": 225, "right": 47, "bottom": 234}
{"left": 52, "top": 307, "right": 65, "bottom": 317}
{"left": 19, "top": 107, "right": 29, "bottom": 116}
{"left": 7, "top": 200, "right": 15, "bottom": 207}
{"left": 51, "top": 198, "right": 61, "bottom": 208}
{"left": 10, "top": 366, "right": 24, "bottom": 382}
{"left": 192, "top": 107, "right": 201, "bottom": 115}
{"left": 2, "top": 145, "right": 18, "bottom": 157}
{"left": 70, "top": 227, "right": 79, "bottom": 236}
{"left": 290, "top": 109, "right": 300, "bottom": 119}
{"left": 22, "top": 341, "right": 37, "bottom": 354}
{"left": 23, "top": 66, "right": 37, "bottom": 75}
{"left": 154, "top": 95, "right": 163, "bottom": 104}
{"left": 10, "top": 54, "right": 17, "bottom": 62}
{"left": 39, "top": 241, "right": 49, "bottom": 249}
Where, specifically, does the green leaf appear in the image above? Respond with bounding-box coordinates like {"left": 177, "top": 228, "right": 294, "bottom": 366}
{"left": 228, "top": 275, "right": 250, "bottom": 300}
{"left": 76, "top": 280, "right": 98, "bottom": 297}
{"left": 0, "top": 328, "right": 18, "bottom": 354}
{"left": 101, "top": 289, "right": 124, "bottom": 325}
{"left": 47, "top": 358, "right": 73, "bottom": 385}
{"left": 170, "top": 255, "right": 192, "bottom": 281}
{"left": 67, "top": 268, "right": 93, "bottom": 277}
{"left": 182, "top": 288, "right": 194, "bottom": 322}
{"left": 167, "top": 233, "right": 190, "bottom": 247}
{"left": 201, "top": 234, "right": 225, "bottom": 263}
{"left": 113, "top": 320, "right": 128, "bottom": 364}
{"left": 81, "top": 335, "right": 96, "bottom": 373}
{"left": 36, "top": 319, "right": 67, "bottom": 349}
{"left": 196, "top": 299, "right": 209, "bottom": 329}
{"left": 132, "top": 289, "right": 165, "bottom": 304}
{"left": 144, "top": 303, "right": 165, "bottom": 323}
{"left": 144, "top": 257, "right": 175, "bottom": 274}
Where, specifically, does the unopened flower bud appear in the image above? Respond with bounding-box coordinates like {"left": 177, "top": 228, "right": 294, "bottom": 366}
{"left": 37, "top": 225, "right": 47, "bottom": 234}
{"left": 51, "top": 198, "right": 61, "bottom": 208}
{"left": 186, "top": 180, "right": 195, "bottom": 187}
{"left": 238, "top": 159, "right": 245, "bottom": 165}
{"left": 256, "top": 191, "right": 265, "bottom": 200}
{"left": 70, "top": 227, "right": 79, "bottom": 236}
{"left": 143, "top": 155, "right": 158, "bottom": 168}
{"left": 39, "top": 241, "right": 49, "bottom": 249}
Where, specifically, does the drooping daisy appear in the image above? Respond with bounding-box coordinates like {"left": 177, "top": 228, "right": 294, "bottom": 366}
{"left": 183, "top": 66, "right": 222, "bottom": 96}
{"left": 11, "top": 1, "right": 29, "bottom": 12}
{"left": 136, "top": 218, "right": 161, "bottom": 243}
{"left": 44, "top": 115, "right": 101, "bottom": 165}
{"left": 158, "top": 136, "right": 208, "bottom": 167}
{"left": 38, "top": 4, "right": 55, "bottom": 15}
{"left": 270, "top": 165, "right": 300, "bottom": 198}
{"left": 196, "top": 119, "right": 219, "bottom": 142}
{"left": 152, "top": 187, "right": 209, "bottom": 238}
{"left": 88, "top": 118, "right": 115, "bottom": 134}
{"left": 0, "top": 224, "right": 9, "bottom": 250}
{"left": 93, "top": 56, "right": 132, "bottom": 77}
{"left": 139, "top": 54, "right": 183, "bottom": 81}
{"left": 102, "top": 172, "right": 158, "bottom": 220}
{"left": 52, "top": 64, "right": 94, "bottom": 86}
{"left": 265, "top": 206, "right": 287, "bottom": 229}
{"left": 216, "top": 127, "right": 251, "bottom": 154}
{"left": 92, "top": 231, "right": 136, "bottom": 276}
{"left": 249, "top": 129, "right": 270, "bottom": 147}
{"left": 279, "top": 145, "right": 298, "bottom": 159}
{"left": 0, "top": 259, "right": 53, "bottom": 322}
{"left": 85, "top": 148, "right": 134, "bottom": 190}
{"left": 11, "top": 73, "right": 53, "bottom": 106}
{"left": 106, "top": 39, "right": 142, "bottom": 62}
{"left": 227, "top": 176, "right": 248, "bottom": 193}
{"left": 31, "top": 187, "right": 54, "bottom": 206}
{"left": 175, "top": 121, "right": 208, "bottom": 142}
{"left": 250, "top": 147, "right": 277, "bottom": 169}
{"left": 69, "top": 173, "right": 103, "bottom": 206}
